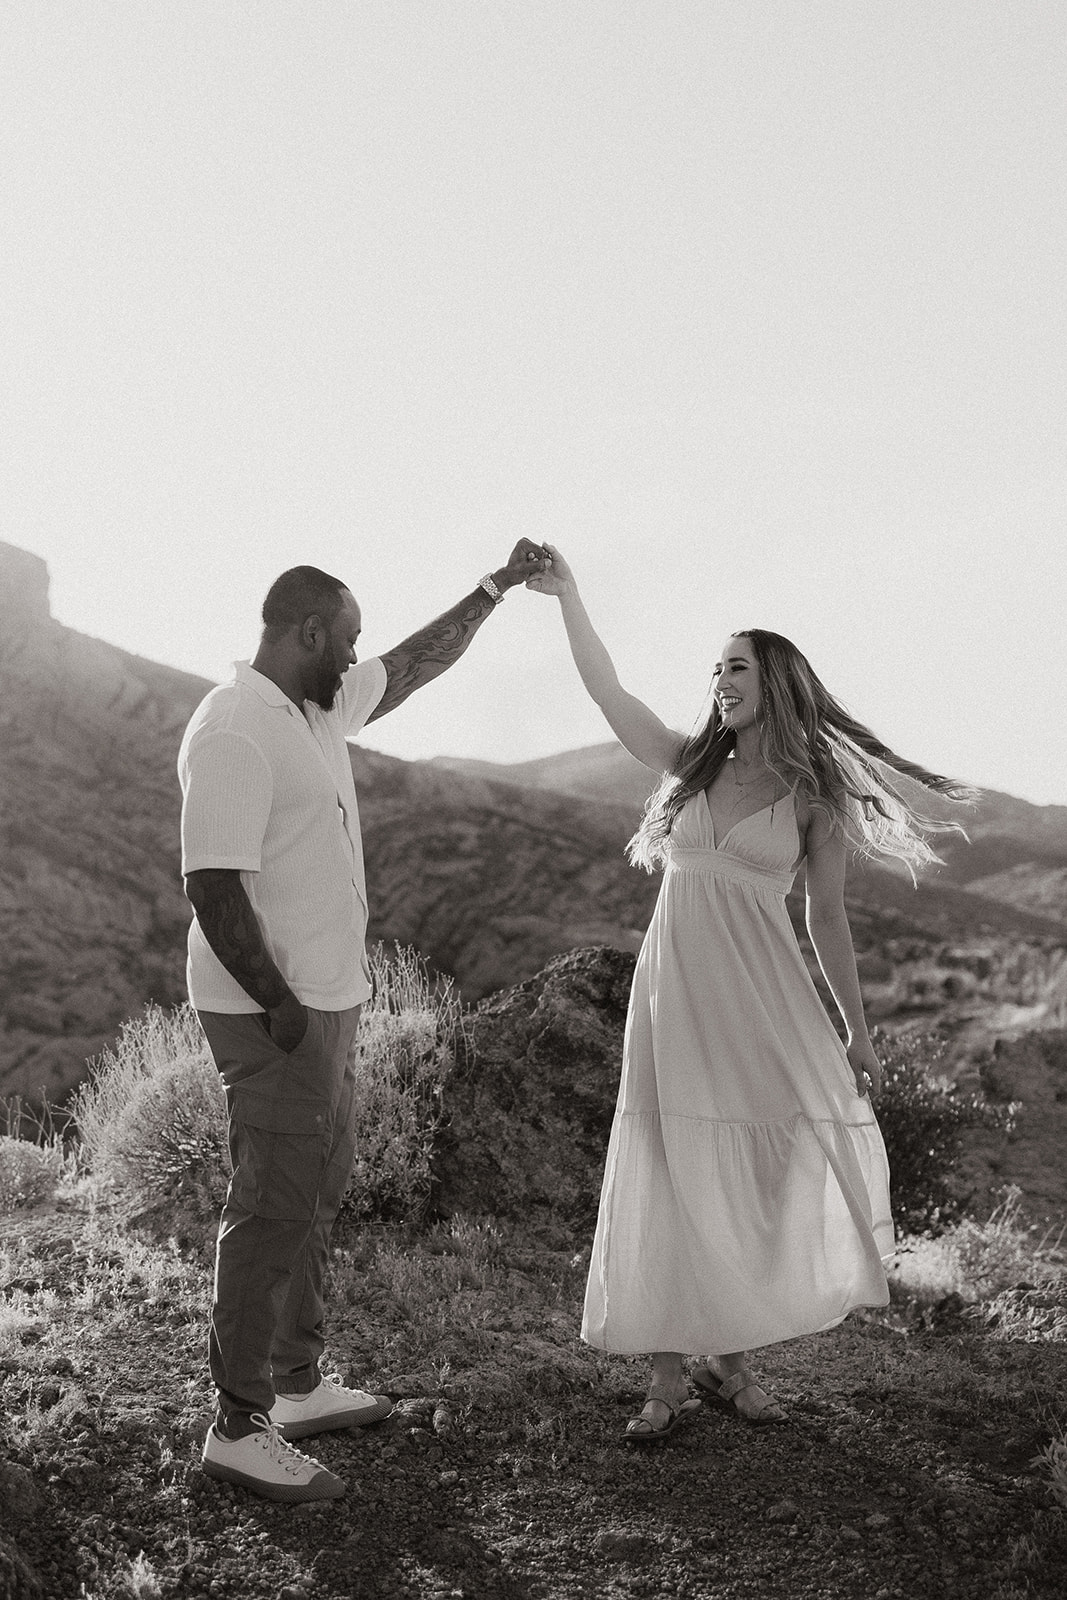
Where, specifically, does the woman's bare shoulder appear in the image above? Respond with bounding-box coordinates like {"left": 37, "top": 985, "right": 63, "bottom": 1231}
{"left": 793, "top": 788, "right": 844, "bottom": 855}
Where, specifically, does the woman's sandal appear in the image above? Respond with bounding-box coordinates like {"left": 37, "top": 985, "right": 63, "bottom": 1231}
{"left": 623, "top": 1383, "right": 702, "bottom": 1444}
{"left": 691, "top": 1364, "right": 788, "bottom": 1426}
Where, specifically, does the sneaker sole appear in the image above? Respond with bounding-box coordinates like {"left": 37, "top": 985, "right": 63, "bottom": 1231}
{"left": 202, "top": 1457, "right": 344, "bottom": 1502}
{"left": 274, "top": 1399, "right": 393, "bottom": 1440}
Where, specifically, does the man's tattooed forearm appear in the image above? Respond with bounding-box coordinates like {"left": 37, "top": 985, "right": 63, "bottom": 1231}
{"left": 372, "top": 591, "right": 494, "bottom": 719}
{"left": 187, "top": 871, "right": 290, "bottom": 1009}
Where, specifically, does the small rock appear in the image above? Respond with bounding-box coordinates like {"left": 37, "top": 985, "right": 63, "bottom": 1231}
{"left": 432, "top": 1404, "right": 457, "bottom": 1439}
{"left": 767, "top": 1499, "right": 798, "bottom": 1524}
{"left": 594, "top": 1529, "right": 648, "bottom": 1558}
{"left": 839, "top": 1525, "right": 862, "bottom": 1542}
{"left": 865, "top": 1512, "right": 892, "bottom": 1530}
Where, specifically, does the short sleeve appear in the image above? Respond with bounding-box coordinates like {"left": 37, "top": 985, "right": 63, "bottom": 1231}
{"left": 179, "top": 729, "right": 274, "bottom": 875}
{"left": 336, "top": 657, "right": 388, "bottom": 737}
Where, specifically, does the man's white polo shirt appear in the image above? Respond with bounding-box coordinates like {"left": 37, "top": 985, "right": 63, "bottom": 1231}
{"left": 178, "top": 658, "right": 388, "bottom": 1013}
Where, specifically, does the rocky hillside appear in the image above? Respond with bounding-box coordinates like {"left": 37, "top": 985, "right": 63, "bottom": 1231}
{"left": 0, "top": 544, "right": 209, "bottom": 1104}
{"left": 2, "top": 539, "right": 1066, "bottom": 1108}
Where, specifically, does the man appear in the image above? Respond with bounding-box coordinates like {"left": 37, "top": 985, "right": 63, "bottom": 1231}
{"left": 178, "top": 541, "right": 548, "bottom": 1502}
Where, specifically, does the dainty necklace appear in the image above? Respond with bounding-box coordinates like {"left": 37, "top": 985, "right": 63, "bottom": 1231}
{"left": 730, "top": 755, "right": 770, "bottom": 790}
{"left": 726, "top": 755, "right": 778, "bottom": 822}
{"left": 732, "top": 762, "right": 763, "bottom": 788}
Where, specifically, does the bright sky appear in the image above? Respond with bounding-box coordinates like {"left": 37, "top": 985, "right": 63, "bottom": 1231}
{"left": 4, "top": 3, "right": 1065, "bottom": 803}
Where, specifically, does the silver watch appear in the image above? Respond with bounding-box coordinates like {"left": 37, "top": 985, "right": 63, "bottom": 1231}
{"left": 478, "top": 573, "right": 505, "bottom": 605}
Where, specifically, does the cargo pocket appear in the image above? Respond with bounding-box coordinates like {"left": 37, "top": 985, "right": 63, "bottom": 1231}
{"left": 229, "top": 1090, "right": 328, "bottom": 1222}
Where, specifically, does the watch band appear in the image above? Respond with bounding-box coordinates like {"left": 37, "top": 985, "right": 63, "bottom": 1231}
{"left": 478, "top": 573, "right": 505, "bottom": 605}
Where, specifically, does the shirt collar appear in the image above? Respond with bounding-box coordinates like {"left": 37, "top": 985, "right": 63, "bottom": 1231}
{"left": 234, "top": 660, "right": 302, "bottom": 715}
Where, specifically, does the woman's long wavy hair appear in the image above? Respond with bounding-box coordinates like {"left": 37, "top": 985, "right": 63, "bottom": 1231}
{"left": 628, "top": 629, "right": 972, "bottom": 876}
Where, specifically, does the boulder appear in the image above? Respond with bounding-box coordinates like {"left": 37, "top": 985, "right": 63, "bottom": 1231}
{"left": 431, "top": 945, "right": 635, "bottom": 1229}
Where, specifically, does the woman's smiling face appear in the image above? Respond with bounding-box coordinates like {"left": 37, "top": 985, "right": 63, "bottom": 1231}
{"left": 712, "top": 635, "right": 762, "bottom": 731}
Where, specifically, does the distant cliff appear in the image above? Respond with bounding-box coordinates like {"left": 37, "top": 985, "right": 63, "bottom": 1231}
{"left": 2, "top": 539, "right": 1067, "bottom": 1109}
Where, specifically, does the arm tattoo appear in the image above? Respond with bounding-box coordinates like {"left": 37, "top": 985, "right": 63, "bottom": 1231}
{"left": 370, "top": 587, "right": 496, "bottom": 721}
{"left": 184, "top": 869, "right": 291, "bottom": 1010}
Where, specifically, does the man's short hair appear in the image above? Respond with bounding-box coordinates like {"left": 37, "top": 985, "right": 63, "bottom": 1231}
{"left": 262, "top": 566, "right": 348, "bottom": 636}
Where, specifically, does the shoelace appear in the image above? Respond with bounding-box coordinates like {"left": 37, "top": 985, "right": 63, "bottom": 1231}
{"left": 320, "top": 1372, "right": 364, "bottom": 1396}
{"left": 248, "top": 1414, "right": 327, "bottom": 1478}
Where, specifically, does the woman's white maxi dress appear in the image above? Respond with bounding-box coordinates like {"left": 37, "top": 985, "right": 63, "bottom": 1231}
{"left": 582, "top": 790, "right": 894, "bottom": 1355}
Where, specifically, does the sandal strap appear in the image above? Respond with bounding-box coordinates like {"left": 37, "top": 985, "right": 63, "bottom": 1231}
{"left": 626, "top": 1413, "right": 670, "bottom": 1434}
{"left": 717, "top": 1369, "right": 756, "bottom": 1401}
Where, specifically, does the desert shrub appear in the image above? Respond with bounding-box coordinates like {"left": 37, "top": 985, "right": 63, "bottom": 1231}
{"left": 342, "top": 943, "right": 464, "bottom": 1224}
{"left": 71, "top": 949, "right": 463, "bottom": 1237}
{"left": 71, "top": 1003, "right": 227, "bottom": 1241}
{"left": 0, "top": 1135, "right": 63, "bottom": 1212}
{"left": 874, "top": 1028, "right": 1015, "bottom": 1235}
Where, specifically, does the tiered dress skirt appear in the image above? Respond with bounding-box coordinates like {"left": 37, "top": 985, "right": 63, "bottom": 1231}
{"left": 582, "top": 792, "right": 893, "bottom": 1355}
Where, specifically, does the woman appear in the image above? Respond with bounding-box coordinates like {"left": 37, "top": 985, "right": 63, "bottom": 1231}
{"left": 528, "top": 547, "right": 969, "bottom": 1440}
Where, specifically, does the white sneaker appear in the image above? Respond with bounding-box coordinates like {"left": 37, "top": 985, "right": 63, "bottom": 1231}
{"left": 270, "top": 1373, "right": 393, "bottom": 1440}
{"left": 202, "top": 1415, "right": 345, "bottom": 1502}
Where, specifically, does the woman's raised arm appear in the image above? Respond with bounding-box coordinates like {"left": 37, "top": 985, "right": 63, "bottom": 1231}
{"left": 527, "top": 545, "right": 683, "bottom": 775}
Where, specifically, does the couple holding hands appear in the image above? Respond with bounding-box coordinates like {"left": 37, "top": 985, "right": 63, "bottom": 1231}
{"left": 179, "top": 538, "right": 965, "bottom": 1500}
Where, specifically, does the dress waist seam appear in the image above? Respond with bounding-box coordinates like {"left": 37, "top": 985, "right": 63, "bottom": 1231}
{"left": 615, "top": 1109, "right": 879, "bottom": 1132}
{"left": 665, "top": 854, "right": 792, "bottom": 893}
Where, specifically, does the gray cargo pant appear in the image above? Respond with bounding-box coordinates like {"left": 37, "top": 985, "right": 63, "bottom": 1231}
{"left": 197, "top": 1005, "right": 362, "bottom": 1437}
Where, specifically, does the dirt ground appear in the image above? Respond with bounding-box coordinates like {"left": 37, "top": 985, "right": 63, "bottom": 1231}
{"left": 2, "top": 1209, "right": 1066, "bottom": 1600}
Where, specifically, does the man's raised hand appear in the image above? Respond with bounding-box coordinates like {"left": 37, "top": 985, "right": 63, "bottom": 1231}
{"left": 499, "top": 540, "right": 552, "bottom": 589}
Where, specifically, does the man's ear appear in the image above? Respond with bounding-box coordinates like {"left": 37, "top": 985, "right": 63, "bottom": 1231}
{"left": 299, "top": 613, "right": 325, "bottom": 652}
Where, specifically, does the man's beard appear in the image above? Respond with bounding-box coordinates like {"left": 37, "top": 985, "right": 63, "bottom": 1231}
{"left": 311, "top": 639, "right": 345, "bottom": 710}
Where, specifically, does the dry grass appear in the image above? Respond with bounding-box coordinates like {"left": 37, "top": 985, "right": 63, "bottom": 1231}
{"left": 1032, "top": 1436, "right": 1067, "bottom": 1512}
{"left": 889, "top": 1186, "right": 1066, "bottom": 1307}
{"left": 0, "top": 1133, "right": 65, "bottom": 1212}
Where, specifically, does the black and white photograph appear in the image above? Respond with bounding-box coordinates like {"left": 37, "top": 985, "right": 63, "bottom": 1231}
{"left": 1, "top": 4, "right": 1065, "bottom": 1597}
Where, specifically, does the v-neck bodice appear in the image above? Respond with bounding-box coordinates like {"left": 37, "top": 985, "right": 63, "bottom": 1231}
{"left": 664, "top": 788, "right": 800, "bottom": 890}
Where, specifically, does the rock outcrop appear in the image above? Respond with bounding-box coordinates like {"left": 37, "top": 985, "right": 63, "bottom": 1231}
{"left": 432, "top": 945, "right": 636, "bottom": 1228}
{"left": 437, "top": 949, "right": 1067, "bottom": 1229}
